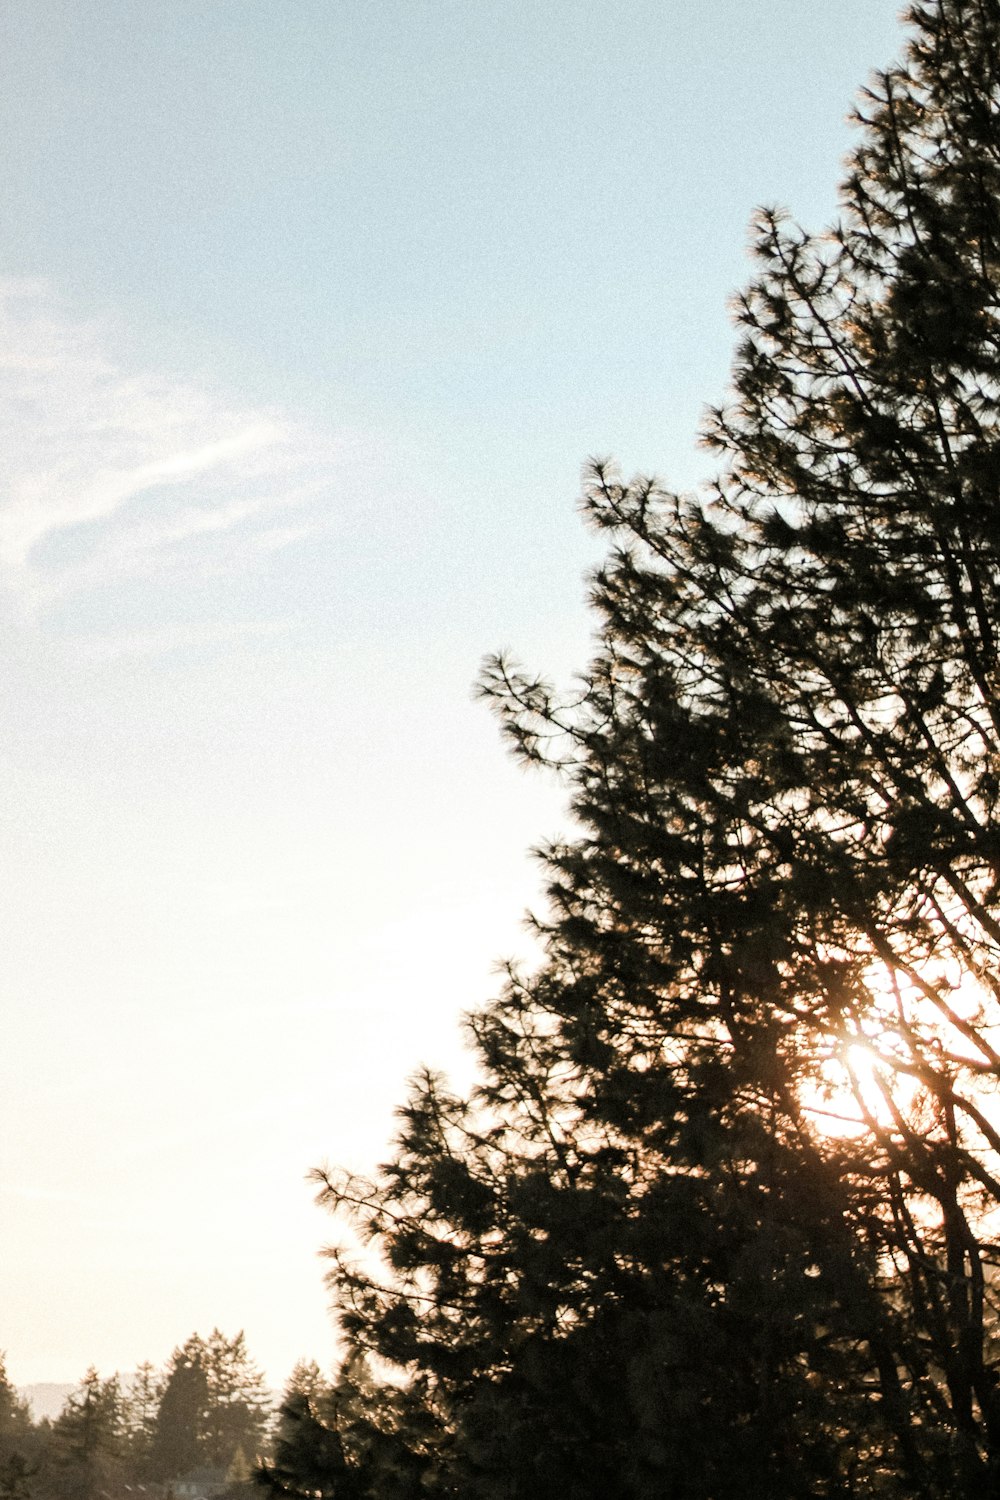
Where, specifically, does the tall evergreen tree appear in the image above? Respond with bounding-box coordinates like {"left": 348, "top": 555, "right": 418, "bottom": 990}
{"left": 152, "top": 1331, "right": 270, "bottom": 1480}
{"left": 306, "top": 2, "right": 1000, "bottom": 1496}
{"left": 46, "top": 1371, "right": 123, "bottom": 1500}
{"left": 257, "top": 1360, "right": 378, "bottom": 1500}
{"left": 119, "top": 1361, "right": 162, "bottom": 1481}
{"left": 199, "top": 1329, "right": 270, "bottom": 1468}
{"left": 150, "top": 1339, "right": 211, "bottom": 1480}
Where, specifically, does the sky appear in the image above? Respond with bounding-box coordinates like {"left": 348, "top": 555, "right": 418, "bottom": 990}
{"left": 0, "top": 0, "right": 907, "bottom": 1390}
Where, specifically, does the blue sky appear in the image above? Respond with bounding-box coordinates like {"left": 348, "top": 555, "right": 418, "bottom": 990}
{"left": 0, "top": 1, "right": 905, "bottom": 1387}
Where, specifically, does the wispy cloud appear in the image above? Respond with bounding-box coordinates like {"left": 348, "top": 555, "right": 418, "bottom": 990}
{"left": 0, "top": 279, "right": 338, "bottom": 635}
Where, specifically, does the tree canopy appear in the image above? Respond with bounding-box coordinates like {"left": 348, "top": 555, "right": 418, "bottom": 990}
{"left": 294, "top": 2, "right": 1000, "bottom": 1496}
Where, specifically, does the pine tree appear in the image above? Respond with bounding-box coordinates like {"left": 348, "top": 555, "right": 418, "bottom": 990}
{"left": 257, "top": 1361, "right": 368, "bottom": 1500}
{"left": 150, "top": 1339, "right": 210, "bottom": 1481}
{"left": 152, "top": 1331, "right": 270, "bottom": 1481}
{"left": 199, "top": 1330, "right": 270, "bottom": 1469}
{"left": 47, "top": 1371, "right": 123, "bottom": 1500}
{"left": 309, "top": 2, "right": 1000, "bottom": 1495}
{"left": 120, "top": 1361, "right": 162, "bottom": 1481}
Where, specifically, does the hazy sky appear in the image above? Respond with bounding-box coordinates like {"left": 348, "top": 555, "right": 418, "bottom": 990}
{"left": 1, "top": 1, "right": 906, "bottom": 1388}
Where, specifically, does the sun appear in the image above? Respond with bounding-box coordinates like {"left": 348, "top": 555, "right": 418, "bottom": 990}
{"left": 800, "top": 1035, "right": 919, "bottom": 1141}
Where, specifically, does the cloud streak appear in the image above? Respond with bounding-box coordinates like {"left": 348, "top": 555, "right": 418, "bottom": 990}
{"left": 0, "top": 279, "right": 338, "bottom": 635}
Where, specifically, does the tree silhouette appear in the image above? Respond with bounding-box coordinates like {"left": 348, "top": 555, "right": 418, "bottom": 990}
{"left": 119, "top": 1361, "right": 161, "bottom": 1481}
{"left": 309, "top": 3, "right": 1000, "bottom": 1496}
{"left": 47, "top": 1370, "right": 123, "bottom": 1500}
{"left": 150, "top": 1340, "right": 210, "bottom": 1481}
{"left": 152, "top": 1331, "right": 270, "bottom": 1480}
{"left": 199, "top": 1330, "right": 270, "bottom": 1469}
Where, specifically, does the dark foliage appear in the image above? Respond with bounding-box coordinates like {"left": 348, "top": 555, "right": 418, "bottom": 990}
{"left": 151, "top": 1330, "right": 270, "bottom": 1479}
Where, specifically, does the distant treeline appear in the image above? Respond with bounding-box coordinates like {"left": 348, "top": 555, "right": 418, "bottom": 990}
{"left": 0, "top": 1331, "right": 318, "bottom": 1500}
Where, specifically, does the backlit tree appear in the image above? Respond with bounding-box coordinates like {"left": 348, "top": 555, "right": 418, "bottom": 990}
{"left": 309, "top": 4, "right": 1000, "bottom": 1495}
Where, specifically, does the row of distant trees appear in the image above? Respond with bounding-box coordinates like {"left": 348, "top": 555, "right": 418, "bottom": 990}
{"left": 0, "top": 1332, "right": 293, "bottom": 1500}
